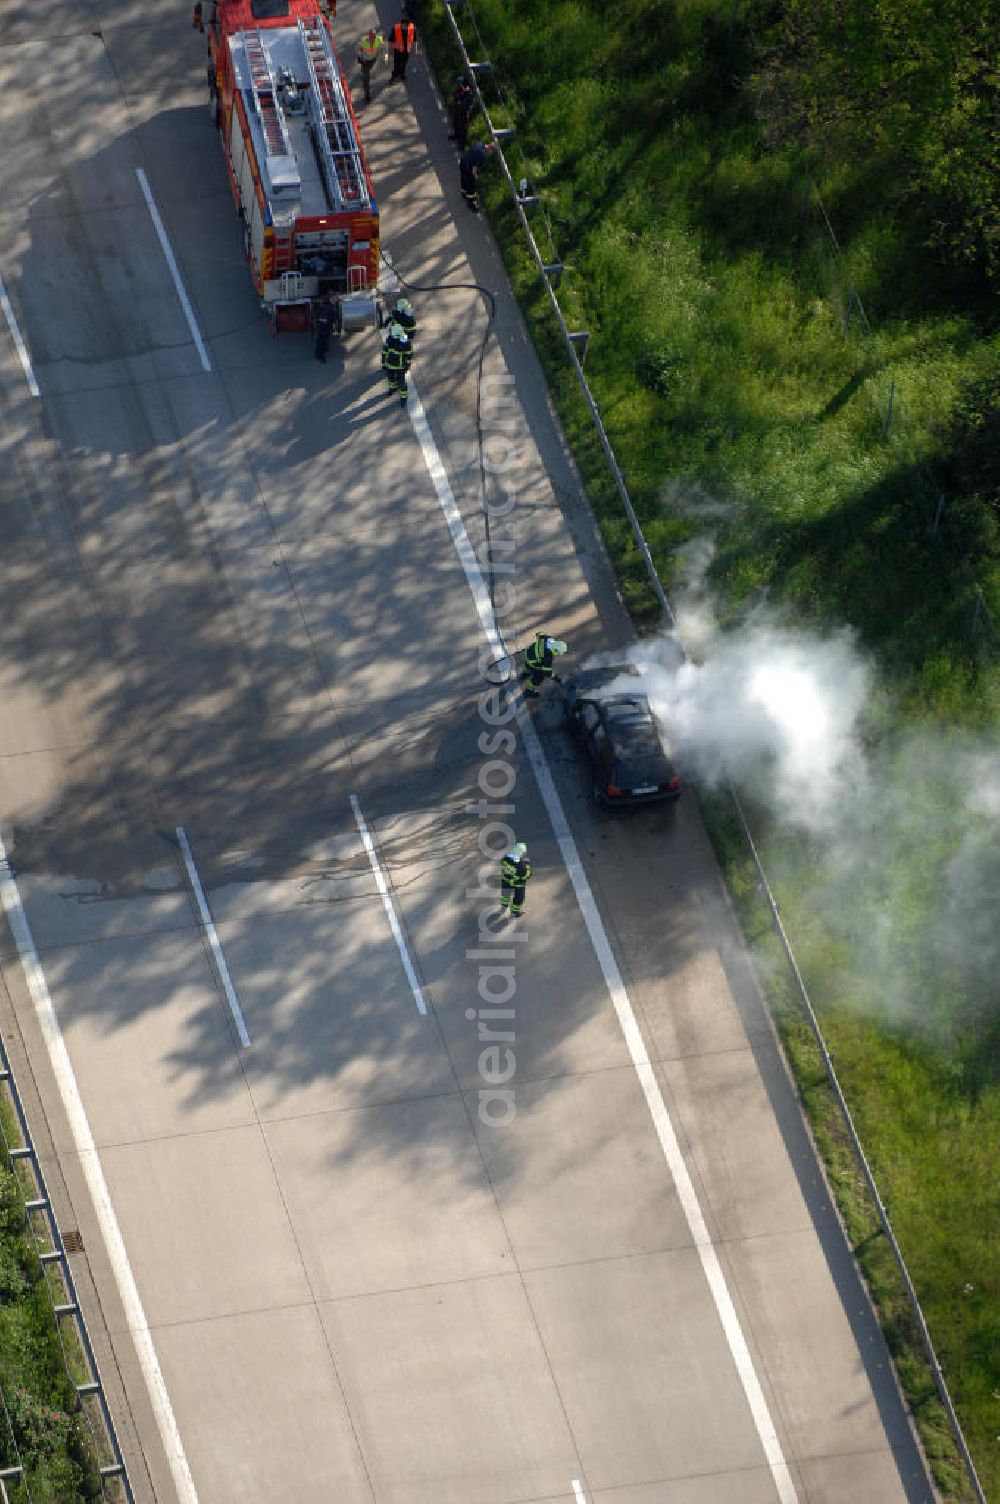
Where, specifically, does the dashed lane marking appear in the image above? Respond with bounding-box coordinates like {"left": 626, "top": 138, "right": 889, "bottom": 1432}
{"left": 351, "top": 793, "right": 428, "bottom": 1015}
{"left": 0, "top": 272, "right": 40, "bottom": 397}
{"left": 136, "top": 168, "right": 212, "bottom": 374}
{"left": 177, "top": 825, "right": 252, "bottom": 1047}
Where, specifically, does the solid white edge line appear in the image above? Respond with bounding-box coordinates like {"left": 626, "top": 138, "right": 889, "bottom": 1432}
{"left": 0, "top": 273, "right": 41, "bottom": 397}
{"left": 135, "top": 168, "right": 212, "bottom": 374}
{"left": 351, "top": 793, "right": 428, "bottom": 1015}
{"left": 407, "top": 377, "right": 800, "bottom": 1504}
{"left": 176, "top": 825, "right": 252, "bottom": 1047}
{"left": 408, "top": 388, "right": 506, "bottom": 660}
{"left": 0, "top": 834, "right": 200, "bottom": 1504}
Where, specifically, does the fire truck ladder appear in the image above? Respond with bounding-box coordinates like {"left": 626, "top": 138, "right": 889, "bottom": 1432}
{"left": 242, "top": 29, "right": 293, "bottom": 164}
{"left": 298, "top": 16, "right": 368, "bottom": 211}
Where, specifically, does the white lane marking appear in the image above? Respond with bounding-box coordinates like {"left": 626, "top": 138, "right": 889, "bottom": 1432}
{"left": 351, "top": 793, "right": 428, "bottom": 1015}
{"left": 408, "top": 378, "right": 800, "bottom": 1504}
{"left": 135, "top": 168, "right": 212, "bottom": 374}
{"left": 571, "top": 1482, "right": 588, "bottom": 1502}
{"left": 0, "top": 273, "right": 40, "bottom": 397}
{"left": 0, "top": 833, "right": 200, "bottom": 1504}
{"left": 176, "top": 825, "right": 252, "bottom": 1047}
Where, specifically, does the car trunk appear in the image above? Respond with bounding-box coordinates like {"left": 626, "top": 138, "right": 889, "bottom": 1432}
{"left": 612, "top": 753, "right": 673, "bottom": 789}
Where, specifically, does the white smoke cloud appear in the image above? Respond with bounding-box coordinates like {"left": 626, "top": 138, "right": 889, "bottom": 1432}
{"left": 585, "top": 620, "right": 871, "bottom": 833}
{"left": 577, "top": 594, "right": 1000, "bottom": 1043}
{"left": 810, "top": 732, "right": 1000, "bottom": 1031}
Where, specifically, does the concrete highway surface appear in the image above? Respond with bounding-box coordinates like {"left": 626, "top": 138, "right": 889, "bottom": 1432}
{"left": 0, "top": 3, "right": 935, "bottom": 1501}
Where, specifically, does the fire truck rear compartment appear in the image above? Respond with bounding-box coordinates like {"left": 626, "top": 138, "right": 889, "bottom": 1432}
{"left": 294, "top": 228, "right": 349, "bottom": 290}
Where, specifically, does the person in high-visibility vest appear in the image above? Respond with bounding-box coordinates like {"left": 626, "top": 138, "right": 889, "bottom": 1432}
{"left": 390, "top": 16, "right": 417, "bottom": 82}
{"left": 521, "top": 633, "right": 568, "bottom": 697}
{"left": 355, "top": 27, "right": 386, "bottom": 105}
{"left": 499, "top": 842, "right": 532, "bottom": 917}
{"left": 382, "top": 321, "right": 413, "bottom": 407}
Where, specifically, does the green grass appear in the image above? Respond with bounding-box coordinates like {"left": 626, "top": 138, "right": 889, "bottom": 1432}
{"left": 701, "top": 790, "right": 996, "bottom": 1504}
{"left": 424, "top": 0, "right": 1000, "bottom": 652}
{"left": 0, "top": 1095, "right": 102, "bottom": 1501}
{"left": 416, "top": 0, "right": 1000, "bottom": 1496}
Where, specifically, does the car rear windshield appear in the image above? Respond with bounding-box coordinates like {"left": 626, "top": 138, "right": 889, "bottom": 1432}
{"left": 607, "top": 712, "right": 660, "bottom": 751}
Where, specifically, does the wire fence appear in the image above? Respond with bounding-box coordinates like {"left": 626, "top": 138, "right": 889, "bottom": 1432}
{"left": 439, "top": 4, "right": 987, "bottom": 1501}
{"left": 441, "top": 1, "right": 674, "bottom": 624}
{"left": 0, "top": 1031, "right": 132, "bottom": 1504}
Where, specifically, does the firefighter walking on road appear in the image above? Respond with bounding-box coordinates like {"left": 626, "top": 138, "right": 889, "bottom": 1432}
{"left": 389, "top": 15, "right": 417, "bottom": 81}
{"left": 521, "top": 633, "right": 568, "bottom": 697}
{"left": 382, "top": 320, "right": 413, "bottom": 407}
{"left": 499, "top": 842, "right": 532, "bottom": 918}
{"left": 355, "top": 27, "right": 385, "bottom": 105}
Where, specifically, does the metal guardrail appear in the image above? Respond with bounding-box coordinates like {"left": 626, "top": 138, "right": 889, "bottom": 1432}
{"left": 443, "top": 0, "right": 673, "bottom": 627}
{"left": 729, "top": 797, "right": 987, "bottom": 1504}
{"left": 0, "top": 1031, "right": 133, "bottom": 1503}
{"left": 441, "top": 5, "right": 987, "bottom": 1500}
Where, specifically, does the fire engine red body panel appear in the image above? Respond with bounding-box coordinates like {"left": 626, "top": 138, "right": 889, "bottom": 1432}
{"left": 215, "top": 0, "right": 316, "bottom": 28}
{"left": 208, "top": 0, "right": 379, "bottom": 322}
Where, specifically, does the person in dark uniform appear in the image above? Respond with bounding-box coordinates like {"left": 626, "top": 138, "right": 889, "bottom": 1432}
{"left": 460, "top": 140, "right": 495, "bottom": 212}
{"left": 391, "top": 296, "right": 417, "bottom": 341}
{"left": 314, "top": 293, "right": 337, "bottom": 363}
{"left": 521, "top": 633, "right": 568, "bottom": 697}
{"left": 449, "top": 76, "right": 476, "bottom": 151}
{"left": 381, "top": 320, "right": 413, "bottom": 407}
{"left": 499, "top": 842, "right": 532, "bottom": 917}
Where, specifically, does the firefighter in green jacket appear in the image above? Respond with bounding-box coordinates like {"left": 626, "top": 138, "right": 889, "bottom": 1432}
{"left": 521, "top": 633, "right": 568, "bottom": 697}
{"left": 382, "top": 321, "right": 413, "bottom": 407}
{"left": 499, "top": 842, "right": 532, "bottom": 917}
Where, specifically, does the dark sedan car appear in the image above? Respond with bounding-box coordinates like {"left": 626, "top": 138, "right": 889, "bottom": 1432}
{"left": 563, "top": 667, "right": 682, "bottom": 808}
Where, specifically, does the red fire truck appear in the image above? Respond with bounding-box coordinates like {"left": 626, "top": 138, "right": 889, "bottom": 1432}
{"left": 207, "top": 0, "right": 381, "bottom": 334}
